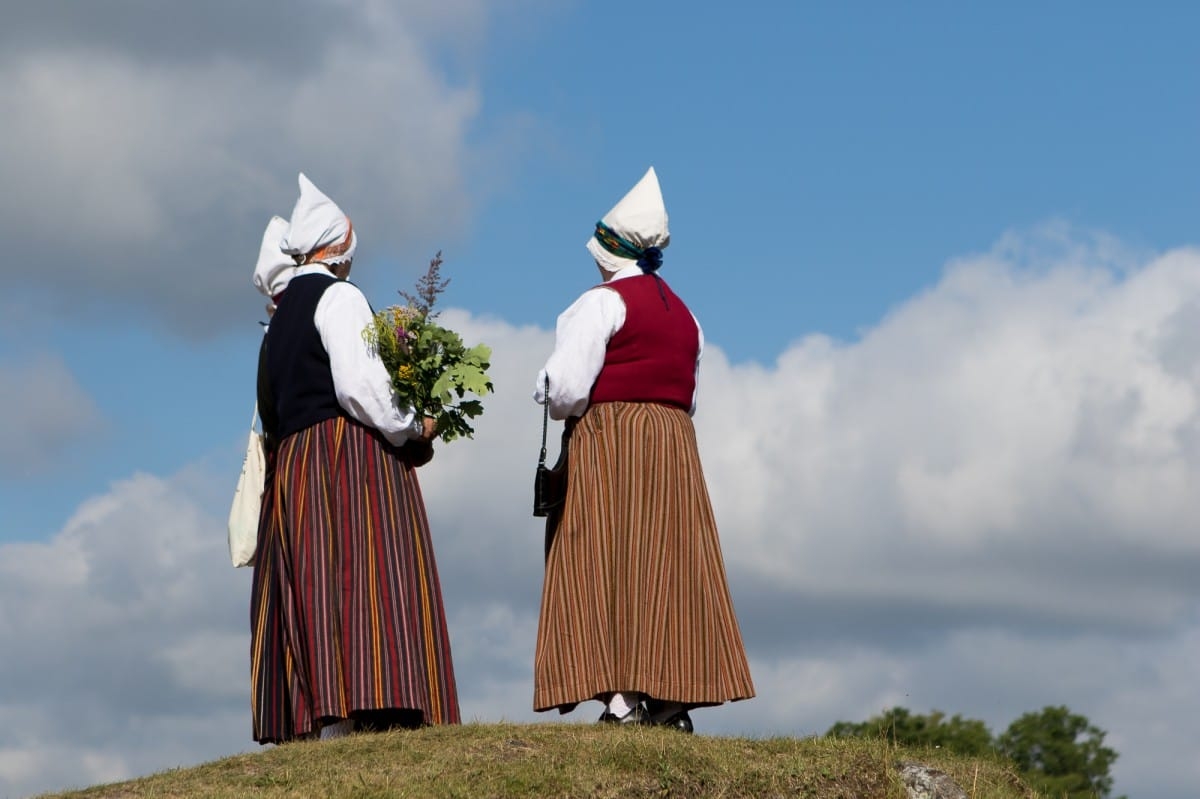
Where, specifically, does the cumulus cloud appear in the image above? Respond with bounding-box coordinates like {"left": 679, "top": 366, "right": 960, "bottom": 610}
{"left": 0, "top": 468, "right": 249, "bottom": 798}
{"left": 0, "top": 1, "right": 494, "bottom": 335}
{"left": 697, "top": 233, "right": 1200, "bottom": 637}
{"left": 0, "top": 354, "right": 105, "bottom": 478}
{"left": 3, "top": 232, "right": 1199, "bottom": 797}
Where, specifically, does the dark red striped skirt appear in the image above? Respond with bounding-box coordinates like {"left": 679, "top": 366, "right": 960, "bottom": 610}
{"left": 533, "top": 401, "right": 755, "bottom": 712}
{"left": 250, "top": 416, "right": 459, "bottom": 743}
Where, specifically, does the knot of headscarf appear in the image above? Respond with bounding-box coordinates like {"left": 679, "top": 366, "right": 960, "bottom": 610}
{"left": 594, "top": 221, "right": 664, "bottom": 272}
{"left": 637, "top": 246, "right": 662, "bottom": 272}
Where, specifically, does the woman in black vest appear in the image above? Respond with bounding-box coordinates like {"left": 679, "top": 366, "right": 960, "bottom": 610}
{"left": 249, "top": 174, "right": 460, "bottom": 743}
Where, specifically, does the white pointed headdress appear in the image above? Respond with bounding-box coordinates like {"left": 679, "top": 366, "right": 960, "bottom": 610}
{"left": 252, "top": 216, "right": 296, "bottom": 299}
{"left": 586, "top": 166, "right": 670, "bottom": 273}
{"left": 279, "top": 173, "right": 357, "bottom": 266}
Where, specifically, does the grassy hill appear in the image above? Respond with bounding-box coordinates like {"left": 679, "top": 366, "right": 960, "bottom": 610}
{"left": 33, "top": 722, "right": 1037, "bottom": 799}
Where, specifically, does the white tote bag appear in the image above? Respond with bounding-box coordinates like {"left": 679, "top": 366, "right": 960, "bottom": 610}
{"left": 228, "top": 404, "right": 266, "bottom": 567}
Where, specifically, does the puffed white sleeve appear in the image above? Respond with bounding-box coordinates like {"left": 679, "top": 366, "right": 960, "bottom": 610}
{"left": 691, "top": 313, "right": 704, "bottom": 417}
{"left": 314, "top": 281, "right": 423, "bottom": 446}
{"left": 534, "top": 287, "right": 625, "bottom": 420}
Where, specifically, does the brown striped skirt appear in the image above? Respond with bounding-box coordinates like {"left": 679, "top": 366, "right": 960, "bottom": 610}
{"left": 250, "top": 416, "right": 460, "bottom": 743}
{"left": 533, "top": 401, "right": 755, "bottom": 712}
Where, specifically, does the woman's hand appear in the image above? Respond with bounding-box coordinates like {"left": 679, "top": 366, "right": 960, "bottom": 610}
{"left": 403, "top": 417, "right": 437, "bottom": 468}
{"left": 416, "top": 416, "right": 438, "bottom": 443}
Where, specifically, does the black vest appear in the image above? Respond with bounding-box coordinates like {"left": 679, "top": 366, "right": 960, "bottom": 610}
{"left": 264, "top": 273, "right": 347, "bottom": 440}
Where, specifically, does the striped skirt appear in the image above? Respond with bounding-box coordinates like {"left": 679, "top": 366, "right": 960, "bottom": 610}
{"left": 533, "top": 401, "right": 755, "bottom": 712}
{"left": 250, "top": 416, "right": 460, "bottom": 743}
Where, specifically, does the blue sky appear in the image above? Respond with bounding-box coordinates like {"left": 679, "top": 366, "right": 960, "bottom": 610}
{"left": 0, "top": 3, "right": 1198, "bottom": 798}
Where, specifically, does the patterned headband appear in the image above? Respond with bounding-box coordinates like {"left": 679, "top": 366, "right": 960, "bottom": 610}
{"left": 303, "top": 220, "right": 355, "bottom": 265}
{"left": 594, "top": 221, "right": 663, "bottom": 271}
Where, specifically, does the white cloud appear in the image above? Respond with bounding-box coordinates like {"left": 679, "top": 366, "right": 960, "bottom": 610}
{"left": 0, "top": 469, "right": 250, "bottom": 798}
{"left": 2, "top": 232, "right": 1199, "bottom": 797}
{"left": 0, "top": 354, "right": 105, "bottom": 478}
{"left": 696, "top": 237, "right": 1200, "bottom": 634}
{"left": 0, "top": 1, "right": 493, "bottom": 335}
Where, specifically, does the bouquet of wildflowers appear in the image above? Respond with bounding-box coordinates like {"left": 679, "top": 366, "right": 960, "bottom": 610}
{"left": 363, "top": 253, "right": 493, "bottom": 442}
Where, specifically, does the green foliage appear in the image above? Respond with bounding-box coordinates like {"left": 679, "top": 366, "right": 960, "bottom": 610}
{"left": 827, "top": 706, "right": 993, "bottom": 756}
{"left": 997, "top": 706, "right": 1123, "bottom": 799}
{"left": 828, "top": 705, "right": 1123, "bottom": 799}
{"left": 362, "top": 253, "right": 493, "bottom": 442}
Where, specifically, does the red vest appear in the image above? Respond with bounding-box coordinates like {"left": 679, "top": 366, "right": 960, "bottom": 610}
{"left": 589, "top": 275, "right": 699, "bottom": 410}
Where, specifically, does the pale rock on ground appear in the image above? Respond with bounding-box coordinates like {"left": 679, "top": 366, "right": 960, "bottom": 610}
{"left": 896, "top": 761, "right": 969, "bottom": 799}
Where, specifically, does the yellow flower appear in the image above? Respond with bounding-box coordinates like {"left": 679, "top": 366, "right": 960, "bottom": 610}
{"left": 388, "top": 305, "right": 417, "bottom": 326}
{"left": 396, "top": 364, "right": 415, "bottom": 382}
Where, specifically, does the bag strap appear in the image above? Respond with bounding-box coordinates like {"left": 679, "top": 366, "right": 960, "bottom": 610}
{"left": 538, "top": 375, "right": 549, "bottom": 467}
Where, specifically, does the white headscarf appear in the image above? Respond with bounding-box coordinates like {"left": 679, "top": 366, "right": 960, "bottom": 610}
{"left": 279, "top": 173, "right": 358, "bottom": 266}
{"left": 252, "top": 216, "right": 296, "bottom": 299}
{"left": 585, "top": 166, "right": 670, "bottom": 274}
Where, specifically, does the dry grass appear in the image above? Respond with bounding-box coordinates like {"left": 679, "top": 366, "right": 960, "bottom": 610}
{"left": 32, "top": 722, "right": 1037, "bottom": 799}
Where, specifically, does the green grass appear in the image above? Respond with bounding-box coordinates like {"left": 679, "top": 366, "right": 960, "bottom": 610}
{"left": 32, "top": 722, "right": 1038, "bottom": 799}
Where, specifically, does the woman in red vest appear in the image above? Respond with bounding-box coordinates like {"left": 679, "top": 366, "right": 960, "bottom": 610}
{"left": 533, "top": 167, "right": 755, "bottom": 731}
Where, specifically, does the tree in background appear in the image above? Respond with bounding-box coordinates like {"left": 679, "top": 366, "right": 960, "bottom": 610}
{"left": 997, "top": 706, "right": 1123, "bottom": 799}
{"left": 827, "top": 706, "right": 993, "bottom": 756}
{"left": 827, "top": 705, "right": 1123, "bottom": 799}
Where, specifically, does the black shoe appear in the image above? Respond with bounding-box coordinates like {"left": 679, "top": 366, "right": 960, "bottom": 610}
{"left": 352, "top": 708, "right": 424, "bottom": 732}
{"left": 598, "top": 704, "right": 651, "bottom": 725}
{"left": 658, "top": 710, "right": 693, "bottom": 734}
{"left": 645, "top": 700, "right": 694, "bottom": 734}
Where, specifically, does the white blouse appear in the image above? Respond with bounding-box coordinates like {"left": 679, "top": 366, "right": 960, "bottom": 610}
{"left": 534, "top": 265, "right": 704, "bottom": 420}
{"left": 294, "top": 265, "right": 423, "bottom": 447}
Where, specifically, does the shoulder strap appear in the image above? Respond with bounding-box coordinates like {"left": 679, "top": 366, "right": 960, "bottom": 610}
{"left": 538, "top": 375, "right": 549, "bottom": 466}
